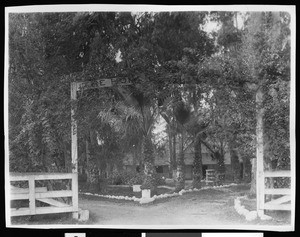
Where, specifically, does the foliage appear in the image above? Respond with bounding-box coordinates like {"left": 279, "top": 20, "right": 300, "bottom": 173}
{"left": 8, "top": 11, "right": 291, "bottom": 196}
{"left": 107, "top": 170, "right": 138, "bottom": 185}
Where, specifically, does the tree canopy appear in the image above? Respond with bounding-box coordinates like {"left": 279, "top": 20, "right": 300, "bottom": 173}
{"left": 8, "top": 11, "right": 291, "bottom": 193}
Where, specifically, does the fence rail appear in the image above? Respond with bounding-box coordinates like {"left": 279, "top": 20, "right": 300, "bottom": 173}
{"left": 9, "top": 172, "right": 78, "bottom": 217}
{"left": 261, "top": 170, "right": 291, "bottom": 211}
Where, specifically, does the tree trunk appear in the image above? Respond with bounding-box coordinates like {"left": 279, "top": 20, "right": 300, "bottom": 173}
{"left": 243, "top": 157, "right": 251, "bottom": 182}
{"left": 192, "top": 134, "right": 203, "bottom": 189}
{"left": 86, "top": 131, "right": 100, "bottom": 192}
{"left": 216, "top": 151, "right": 225, "bottom": 174}
{"left": 175, "top": 132, "right": 185, "bottom": 192}
{"left": 167, "top": 124, "right": 173, "bottom": 178}
{"left": 85, "top": 138, "right": 90, "bottom": 183}
{"left": 249, "top": 157, "right": 256, "bottom": 197}
{"left": 230, "top": 147, "right": 241, "bottom": 182}
{"left": 215, "top": 150, "right": 225, "bottom": 184}
{"left": 172, "top": 133, "right": 177, "bottom": 179}
{"left": 141, "top": 135, "right": 157, "bottom": 195}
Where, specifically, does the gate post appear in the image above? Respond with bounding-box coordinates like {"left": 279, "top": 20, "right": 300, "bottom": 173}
{"left": 256, "top": 86, "right": 265, "bottom": 217}
{"left": 71, "top": 82, "right": 78, "bottom": 173}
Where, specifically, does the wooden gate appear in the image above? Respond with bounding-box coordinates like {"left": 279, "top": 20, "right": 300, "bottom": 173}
{"left": 9, "top": 172, "right": 78, "bottom": 217}
{"left": 260, "top": 170, "right": 291, "bottom": 211}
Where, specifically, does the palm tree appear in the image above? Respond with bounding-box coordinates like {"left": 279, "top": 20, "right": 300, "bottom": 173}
{"left": 99, "top": 86, "right": 158, "bottom": 194}
{"left": 173, "top": 100, "right": 192, "bottom": 192}
{"left": 185, "top": 120, "right": 209, "bottom": 189}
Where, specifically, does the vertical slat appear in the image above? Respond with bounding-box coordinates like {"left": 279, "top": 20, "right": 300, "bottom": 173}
{"left": 72, "top": 173, "right": 79, "bottom": 219}
{"left": 28, "top": 176, "right": 36, "bottom": 214}
{"left": 72, "top": 173, "right": 79, "bottom": 212}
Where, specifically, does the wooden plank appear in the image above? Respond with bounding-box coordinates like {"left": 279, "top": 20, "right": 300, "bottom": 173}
{"left": 36, "top": 198, "right": 70, "bottom": 207}
{"left": 263, "top": 203, "right": 291, "bottom": 211}
{"left": 265, "top": 188, "right": 290, "bottom": 195}
{"left": 264, "top": 170, "right": 291, "bottom": 177}
{"left": 10, "top": 172, "right": 73, "bottom": 181}
{"left": 10, "top": 188, "right": 71, "bottom": 200}
{"left": 11, "top": 206, "right": 75, "bottom": 216}
{"left": 11, "top": 186, "right": 47, "bottom": 194}
{"left": 72, "top": 173, "right": 79, "bottom": 212}
{"left": 35, "top": 206, "right": 74, "bottom": 215}
{"left": 10, "top": 193, "right": 29, "bottom": 200}
{"left": 10, "top": 207, "right": 31, "bottom": 216}
{"left": 264, "top": 195, "right": 291, "bottom": 206}
{"left": 28, "top": 176, "right": 36, "bottom": 215}
{"left": 34, "top": 173, "right": 73, "bottom": 180}
{"left": 35, "top": 190, "right": 73, "bottom": 199}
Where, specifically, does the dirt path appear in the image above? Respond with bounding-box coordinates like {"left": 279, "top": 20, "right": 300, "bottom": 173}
{"left": 79, "top": 186, "right": 256, "bottom": 226}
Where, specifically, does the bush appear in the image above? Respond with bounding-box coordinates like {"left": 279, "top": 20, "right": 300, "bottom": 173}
{"left": 155, "top": 175, "right": 166, "bottom": 185}
{"left": 107, "top": 170, "right": 140, "bottom": 185}
{"left": 128, "top": 172, "right": 145, "bottom": 186}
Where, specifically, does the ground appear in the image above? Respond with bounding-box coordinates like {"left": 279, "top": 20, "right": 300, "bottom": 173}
{"left": 11, "top": 183, "right": 291, "bottom": 227}
{"left": 79, "top": 184, "right": 290, "bottom": 226}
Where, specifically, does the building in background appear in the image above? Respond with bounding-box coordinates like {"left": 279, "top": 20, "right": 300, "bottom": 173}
{"left": 123, "top": 143, "right": 232, "bottom": 180}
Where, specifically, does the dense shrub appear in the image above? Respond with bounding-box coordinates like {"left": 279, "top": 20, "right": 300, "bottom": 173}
{"left": 106, "top": 170, "right": 134, "bottom": 185}
{"left": 155, "top": 175, "right": 166, "bottom": 185}
{"left": 128, "top": 172, "right": 144, "bottom": 186}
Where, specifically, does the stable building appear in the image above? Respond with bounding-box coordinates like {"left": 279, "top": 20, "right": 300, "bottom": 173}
{"left": 123, "top": 143, "right": 232, "bottom": 180}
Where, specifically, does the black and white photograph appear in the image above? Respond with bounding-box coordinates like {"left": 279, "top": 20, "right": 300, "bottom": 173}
{"left": 4, "top": 4, "right": 295, "bottom": 231}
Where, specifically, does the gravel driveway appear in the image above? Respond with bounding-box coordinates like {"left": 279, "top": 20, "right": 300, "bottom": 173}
{"left": 79, "top": 186, "right": 260, "bottom": 227}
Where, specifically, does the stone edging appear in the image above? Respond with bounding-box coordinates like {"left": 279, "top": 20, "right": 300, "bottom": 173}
{"left": 234, "top": 196, "right": 272, "bottom": 221}
{"left": 80, "top": 183, "right": 238, "bottom": 204}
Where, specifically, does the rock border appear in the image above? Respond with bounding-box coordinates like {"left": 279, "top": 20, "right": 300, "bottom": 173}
{"left": 234, "top": 196, "right": 272, "bottom": 221}
{"left": 80, "top": 183, "right": 238, "bottom": 204}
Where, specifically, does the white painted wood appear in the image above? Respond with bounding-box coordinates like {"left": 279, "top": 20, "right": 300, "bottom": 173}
{"left": 11, "top": 207, "right": 31, "bottom": 216}
{"left": 263, "top": 203, "right": 291, "bottom": 211}
{"left": 256, "top": 86, "right": 265, "bottom": 214}
{"left": 36, "top": 198, "right": 70, "bottom": 207}
{"left": 72, "top": 173, "right": 79, "bottom": 212}
{"left": 10, "top": 172, "right": 73, "bottom": 181}
{"left": 28, "top": 176, "right": 36, "bottom": 215}
{"left": 35, "top": 206, "right": 74, "bottom": 215}
{"left": 10, "top": 193, "right": 29, "bottom": 200}
{"left": 11, "top": 190, "right": 72, "bottom": 200}
{"left": 264, "top": 195, "right": 291, "bottom": 206}
{"left": 35, "top": 190, "right": 73, "bottom": 198}
{"left": 71, "top": 82, "right": 78, "bottom": 174}
{"left": 264, "top": 188, "right": 290, "bottom": 195}
{"left": 9, "top": 172, "right": 78, "bottom": 217}
{"left": 11, "top": 186, "right": 47, "bottom": 194}
{"left": 264, "top": 170, "right": 291, "bottom": 177}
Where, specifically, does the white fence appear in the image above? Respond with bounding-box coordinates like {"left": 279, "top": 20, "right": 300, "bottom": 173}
{"left": 9, "top": 172, "right": 78, "bottom": 217}
{"left": 261, "top": 170, "right": 291, "bottom": 211}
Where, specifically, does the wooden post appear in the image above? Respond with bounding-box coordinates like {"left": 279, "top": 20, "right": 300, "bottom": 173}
{"left": 72, "top": 172, "right": 79, "bottom": 219}
{"left": 28, "top": 176, "right": 36, "bottom": 215}
{"left": 71, "top": 82, "right": 78, "bottom": 174}
{"left": 256, "top": 86, "right": 265, "bottom": 216}
{"left": 71, "top": 83, "right": 79, "bottom": 219}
